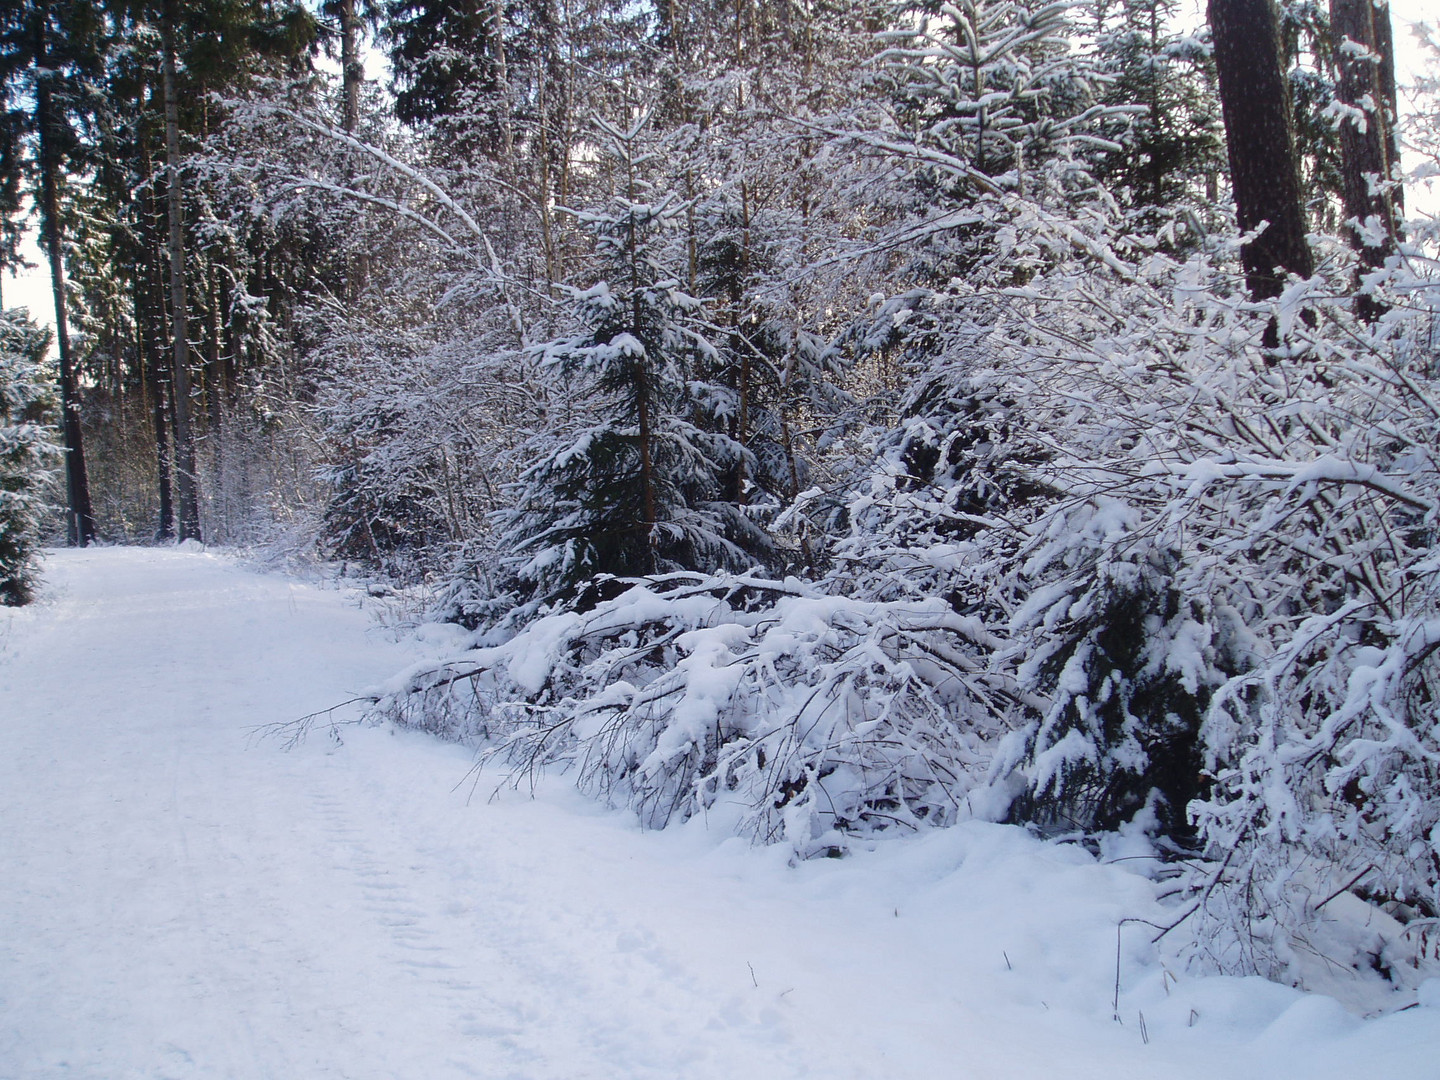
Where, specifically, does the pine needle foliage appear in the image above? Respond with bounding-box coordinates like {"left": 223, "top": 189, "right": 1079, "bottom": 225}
{"left": 0, "top": 310, "right": 58, "bottom": 605}
{"left": 499, "top": 114, "right": 773, "bottom": 613}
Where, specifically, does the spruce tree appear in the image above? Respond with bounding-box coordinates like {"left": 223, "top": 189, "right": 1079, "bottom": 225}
{"left": 385, "top": 0, "right": 509, "bottom": 150}
{"left": 0, "top": 0, "right": 103, "bottom": 545}
{"left": 500, "top": 114, "right": 769, "bottom": 611}
{"left": 0, "top": 309, "right": 58, "bottom": 603}
{"left": 1091, "top": 0, "right": 1226, "bottom": 234}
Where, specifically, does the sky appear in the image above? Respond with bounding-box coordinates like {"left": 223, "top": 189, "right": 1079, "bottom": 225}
{"left": 2, "top": 3, "right": 1437, "bottom": 339}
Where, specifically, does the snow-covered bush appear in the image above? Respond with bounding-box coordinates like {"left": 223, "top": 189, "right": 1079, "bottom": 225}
{"left": 375, "top": 570, "right": 1021, "bottom": 855}
{"left": 848, "top": 210, "right": 1440, "bottom": 981}
{"left": 1179, "top": 304, "right": 1440, "bottom": 983}
{"left": 361, "top": 0, "right": 1440, "bottom": 999}
{"left": 0, "top": 310, "right": 58, "bottom": 605}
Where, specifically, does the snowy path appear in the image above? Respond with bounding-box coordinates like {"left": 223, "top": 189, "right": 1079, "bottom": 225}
{"left": 1, "top": 548, "right": 1436, "bottom": 1080}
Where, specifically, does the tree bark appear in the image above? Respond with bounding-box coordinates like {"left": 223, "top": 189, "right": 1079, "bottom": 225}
{"left": 33, "top": 10, "right": 95, "bottom": 546}
{"left": 1208, "top": 0, "right": 1315, "bottom": 301}
{"left": 219, "top": 260, "right": 239, "bottom": 402}
{"left": 136, "top": 91, "right": 175, "bottom": 539}
{"left": 340, "top": 0, "right": 361, "bottom": 133}
{"left": 1330, "top": 0, "right": 1404, "bottom": 318}
{"left": 138, "top": 256, "right": 175, "bottom": 540}
{"left": 490, "top": 0, "right": 513, "bottom": 157}
{"left": 162, "top": 0, "right": 202, "bottom": 541}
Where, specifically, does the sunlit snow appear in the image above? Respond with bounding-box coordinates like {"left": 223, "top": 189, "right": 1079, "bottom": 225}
{"left": 1, "top": 547, "right": 1435, "bottom": 1079}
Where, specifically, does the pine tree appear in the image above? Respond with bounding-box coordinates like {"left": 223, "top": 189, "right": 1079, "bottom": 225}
{"left": 879, "top": 0, "right": 1123, "bottom": 195}
{"left": 0, "top": 0, "right": 104, "bottom": 545}
{"left": 500, "top": 113, "right": 769, "bottom": 611}
{"left": 385, "top": 0, "right": 509, "bottom": 149}
{"left": 321, "top": 0, "right": 380, "bottom": 132}
{"left": 0, "top": 104, "right": 23, "bottom": 291}
{"left": 0, "top": 309, "right": 59, "bottom": 604}
{"left": 1090, "top": 0, "right": 1226, "bottom": 234}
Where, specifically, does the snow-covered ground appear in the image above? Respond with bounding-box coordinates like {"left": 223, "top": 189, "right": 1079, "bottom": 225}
{"left": 1, "top": 547, "right": 1436, "bottom": 1080}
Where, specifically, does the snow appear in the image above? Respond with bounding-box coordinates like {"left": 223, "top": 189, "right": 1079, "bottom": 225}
{"left": 1, "top": 546, "right": 1437, "bottom": 1079}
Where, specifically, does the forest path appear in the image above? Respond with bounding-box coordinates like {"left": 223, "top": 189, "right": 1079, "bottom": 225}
{"left": 0, "top": 548, "right": 805, "bottom": 1079}
{"left": 0, "top": 548, "right": 1432, "bottom": 1079}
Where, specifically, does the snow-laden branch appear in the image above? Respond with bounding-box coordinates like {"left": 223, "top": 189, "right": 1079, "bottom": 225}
{"left": 789, "top": 116, "right": 1004, "bottom": 197}
{"left": 276, "top": 179, "right": 466, "bottom": 253}
{"left": 1146, "top": 455, "right": 1435, "bottom": 513}
{"left": 231, "top": 101, "right": 531, "bottom": 343}
{"left": 369, "top": 570, "right": 1033, "bottom": 853}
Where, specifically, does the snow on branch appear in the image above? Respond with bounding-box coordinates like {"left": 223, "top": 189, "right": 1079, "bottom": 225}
{"left": 370, "top": 571, "right": 1026, "bottom": 855}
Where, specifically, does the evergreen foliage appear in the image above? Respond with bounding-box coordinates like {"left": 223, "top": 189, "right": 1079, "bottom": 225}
{"left": 386, "top": 0, "right": 503, "bottom": 127}
{"left": 499, "top": 115, "right": 773, "bottom": 611}
{"left": 0, "top": 310, "right": 58, "bottom": 605}
{"left": 1090, "top": 0, "right": 1226, "bottom": 231}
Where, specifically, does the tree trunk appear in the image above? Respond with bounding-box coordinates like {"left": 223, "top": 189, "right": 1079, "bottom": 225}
{"left": 337, "top": 1, "right": 372, "bottom": 299}
{"left": 204, "top": 266, "right": 226, "bottom": 536}
{"left": 33, "top": 16, "right": 95, "bottom": 546}
{"left": 490, "top": 0, "right": 513, "bottom": 157}
{"left": 137, "top": 92, "right": 175, "bottom": 539}
{"left": 1208, "top": 0, "right": 1315, "bottom": 301}
{"left": 138, "top": 257, "right": 175, "bottom": 540}
{"left": 340, "top": 0, "right": 361, "bottom": 133}
{"left": 632, "top": 262, "right": 657, "bottom": 573}
{"left": 203, "top": 266, "right": 222, "bottom": 431}
{"left": 1330, "top": 0, "right": 1404, "bottom": 319}
{"left": 162, "top": 0, "right": 202, "bottom": 541}
{"left": 537, "top": 60, "right": 557, "bottom": 287}
{"left": 219, "top": 261, "right": 239, "bottom": 403}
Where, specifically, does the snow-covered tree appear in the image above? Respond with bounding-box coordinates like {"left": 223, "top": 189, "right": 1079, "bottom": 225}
{"left": 497, "top": 113, "right": 773, "bottom": 612}
{"left": 1089, "top": 0, "right": 1226, "bottom": 234}
{"left": 0, "top": 310, "right": 58, "bottom": 605}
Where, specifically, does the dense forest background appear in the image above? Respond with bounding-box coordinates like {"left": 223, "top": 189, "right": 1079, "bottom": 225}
{"left": 3, "top": 0, "right": 1440, "bottom": 995}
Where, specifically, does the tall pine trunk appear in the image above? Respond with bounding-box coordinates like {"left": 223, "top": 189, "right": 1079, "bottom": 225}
{"left": 142, "top": 282, "right": 176, "bottom": 541}
{"left": 1330, "top": 0, "right": 1404, "bottom": 319}
{"left": 162, "top": 0, "right": 201, "bottom": 541}
{"left": 490, "top": 0, "right": 513, "bottom": 157}
{"left": 340, "top": 0, "right": 361, "bottom": 133}
{"left": 33, "top": 12, "right": 95, "bottom": 547}
{"left": 1208, "top": 0, "right": 1314, "bottom": 302}
{"left": 137, "top": 88, "right": 175, "bottom": 540}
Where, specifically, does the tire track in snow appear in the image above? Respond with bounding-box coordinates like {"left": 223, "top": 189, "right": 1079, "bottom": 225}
{"left": 299, "top": 760, "right": 557, "bottom": 1078}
